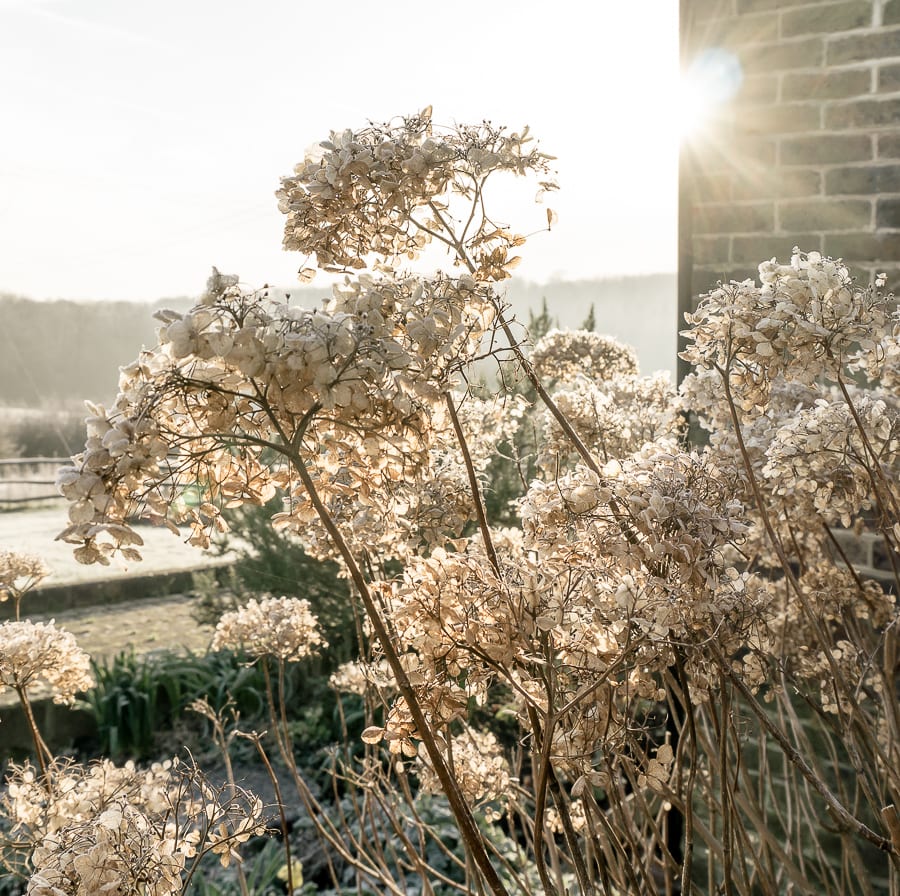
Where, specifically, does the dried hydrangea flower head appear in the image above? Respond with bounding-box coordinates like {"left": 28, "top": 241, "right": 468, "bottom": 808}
{"left": 6, "top": 756, "right": 266, "bottom": 896}
{"left": 329, "top": 658, "right": 395, "bottom": 696}
{"left": 761, "top": 392, "right": 898, "bottom": 529}
{"left": 530, "top": 329, "right": 640, "bottom": 385}
{"left": 0, "top": 620, "right": 93, "bottom": 705}
{"left": 55, "top": 271, "right": 499, "bottom": 564}
{"left": 540, "top": 370, "right": 681, "bottom": 471}
{"left": 27, "top": 801, "right": 185, "bottom": 896}
{"left": 0, "top": 551, "right": 48, "bottom": 619}
{"left": 681, "top": 248, "right": 890, "bottom": 416}
{"left": 416, "top": 727, "right": 512, "bottom": 821}
{"left": 853, "top": 323, "right": 900, "bottom": 391}
{"left": 277, "top": 107, "right": 557, "bottom": 277}
{"left": 212, "top": 595, "right": 326, "bottom": 662}
{"left": 2, "top": 758, "right": 175, "bottom": 842}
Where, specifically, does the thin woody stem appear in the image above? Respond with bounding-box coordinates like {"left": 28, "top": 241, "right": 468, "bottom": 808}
{"left": 834, "top": 369, "right": 900, "bottom": 522}
{"left": 712, "top": 642, "right": 895, "bottom": 855}
{"left": 718, "top": 368, "right": 864, "bottom": 719}
{"left": 259, "top": 658, "right": 296, "bottom": 895}
{"left": 444, "top": 392, "right": 501, "bottom": 577}
{"left": 248, "top": 732, "right": 297, "bottom": 895}
{"left": 15, "top": 686, "right": 51, "bottom": 779}
{"left": 286, "top": 448, "right": 510, "bottom": 896}
{"left": 423, "top": 199, "right": 601, "bottom": 476}
{"left": 418, "top": 202, "right": 644, "bottom": 553}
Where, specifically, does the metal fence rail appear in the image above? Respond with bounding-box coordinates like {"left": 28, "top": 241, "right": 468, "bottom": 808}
{"left": 0, "top": 457, "right": 68, "bottom": 505}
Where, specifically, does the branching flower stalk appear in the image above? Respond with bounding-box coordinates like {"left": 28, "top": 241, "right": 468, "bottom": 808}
{"left": 287, "top": 445, "right": 511, "bottom": 896}
{"left": 718, "top": 642, "right": 894, "bottom": 854}
{"left": 48, "top": 108, "right": 900, "bottom": 895}
{"left": 714, "top": 363, "right": 899, "bottom": 832}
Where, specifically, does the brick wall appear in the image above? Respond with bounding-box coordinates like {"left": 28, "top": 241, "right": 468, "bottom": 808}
{"left": 679, "top": 2, "right": 900, "bottom": 589}
{"left": 681, "top": 0, "right": 900, "bottom": 300}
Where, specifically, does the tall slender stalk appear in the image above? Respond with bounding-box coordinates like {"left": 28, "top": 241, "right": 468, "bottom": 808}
{"left": 285, "top": 446, "right": 510, "bottom": 896}
{"left": 15, "top": 686, "right": 51, "bottom": 779}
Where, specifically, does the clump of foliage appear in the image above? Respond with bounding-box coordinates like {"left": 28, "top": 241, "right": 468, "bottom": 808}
{"left": 215, "top": 497, "right": 357, "bottom": 664}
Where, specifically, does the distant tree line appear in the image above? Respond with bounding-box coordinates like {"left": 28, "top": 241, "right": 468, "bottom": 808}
{"left": 0, "top": 294, "right": 191, "bottom": 408}
{"left": 0, "top": 273, "right": 675, "bottom": 409}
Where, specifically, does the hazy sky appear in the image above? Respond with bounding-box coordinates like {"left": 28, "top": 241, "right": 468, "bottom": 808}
{"left": 1, "top": 0, "right": 681, "bottom": 302}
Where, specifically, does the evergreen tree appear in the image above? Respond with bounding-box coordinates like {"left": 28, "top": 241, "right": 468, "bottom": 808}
{"left": 527, "top": 297, "right": 556, "bottom": 341}
{"left": 581, "top": 302, "right": 596, "bottom": 331}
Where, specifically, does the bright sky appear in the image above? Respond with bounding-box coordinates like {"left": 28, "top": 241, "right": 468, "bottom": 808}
{"left": 0, "top": 0, "right": 681, "bottom": 302}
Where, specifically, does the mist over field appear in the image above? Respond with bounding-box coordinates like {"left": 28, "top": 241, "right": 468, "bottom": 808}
{"left": 0, "top": 273, "right": 676, "bottom": 411}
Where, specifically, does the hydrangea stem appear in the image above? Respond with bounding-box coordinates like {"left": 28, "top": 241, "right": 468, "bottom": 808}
{"left": 14, "top": 685, "right": 51, "bottom": 779}
{"left": 444, "top": 392, "right": 500, "bottom": 577}
{"left": 286, "top": 447, "right": 511, "bottom": 896}
{"left": 711, "top": 643, "right": 896, "bottom": 856}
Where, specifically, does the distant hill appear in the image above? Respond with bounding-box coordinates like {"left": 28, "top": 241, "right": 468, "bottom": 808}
{"left": 0, "top": 273, "right": 677, "bottom": 408}
{"left": 0, "top": 293, "right": 193, "bottom": 408}
{"left": 504, "top": 273, "right": 677, "bottom": 376}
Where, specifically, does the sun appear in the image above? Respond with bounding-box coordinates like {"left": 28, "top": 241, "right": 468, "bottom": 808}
{"left": 678, "top": 48, "right": 744, "bottom": 141}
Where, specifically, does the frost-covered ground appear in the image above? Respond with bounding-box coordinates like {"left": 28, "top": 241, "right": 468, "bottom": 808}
{"left": 0, "top": 506, "right": 230, "bottom": 587}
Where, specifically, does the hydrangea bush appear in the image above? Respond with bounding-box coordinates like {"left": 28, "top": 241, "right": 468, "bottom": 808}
{"left": 2, "top": 109, "right": 897, "bottom": 895}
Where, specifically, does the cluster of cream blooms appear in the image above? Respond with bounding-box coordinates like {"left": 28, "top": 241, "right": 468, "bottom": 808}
{"left": 55, "top": 267, "right": 498, "bottom": 565}
{"left": 51, "top": 105, "right": 897, "bottom": 826}
{"left": 3, "top": 757, "right": 265, "bottom": 896}
{"left": 682, "top": 250, "right": 891, "bottom": 413}
{"left": 529, "top": 329, "right": 640, "bottom": 384}
{"left": 415, "top": 727, "right": 512, "bottom": 821}
{"left": 0, "top": 557, "right": 269, "bottom": 896}
{"left": 277, "top": 109, "right": 556, "bottom": 278}
{"left": 0, "top": 550, "right": 48, "bottom": 608}
{"left": 0, "top": 620, "right": 94, "bottom": 706}
{"left": 0, "top": 551, "right": 94, "bottom": 706}
{"left": 681, "top": 249, "right": 898, "bottom": 714}
{"left": 212, "top": 595, "right": 325, "bottom": 661}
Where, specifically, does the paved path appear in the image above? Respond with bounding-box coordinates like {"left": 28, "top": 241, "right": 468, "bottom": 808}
{"left": 0, "top": 502, "right": 231, "bottom": 587}
{"left": 0, "top": 504, "right": 227, "bottom": 709}
{"left": 0, "top": 593, "right": 218, "bottom": 708}
{"left": 37, "top": 593, "right": 216, "bottom": 664}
